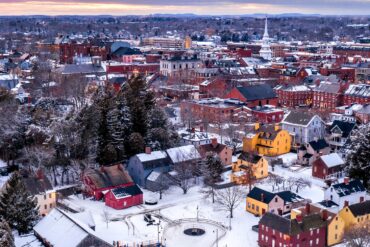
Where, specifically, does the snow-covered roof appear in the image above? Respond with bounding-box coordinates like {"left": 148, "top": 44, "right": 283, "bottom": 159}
{"left": 166, "top": 145, "right": 201, "bottom": 163}
{"left": 0, "top": 159, "right": 6, "bottom": 168}
{"left": 34, "top": 209, "right": 90, "bottom": 247}
{"left": 320, "top": 153, "right": 344, "bottom": 168}
{"left": 147, "top": 171, "right": 161, "bottom": 182}
{"left": 136, "top": 151, "right": 168, "bottom": 162}
{"left": 73, "top": 211, "right": 96, "bottom": 229}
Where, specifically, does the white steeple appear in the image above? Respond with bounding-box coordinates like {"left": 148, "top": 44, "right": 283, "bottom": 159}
{"left": 259, "top": 16, "right": 272, "bottom": 61}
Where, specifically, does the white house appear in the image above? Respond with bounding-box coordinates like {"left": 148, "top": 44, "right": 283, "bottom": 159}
{"left": 324, "top": 178, "right": 366, "bottom": 209}
{"left": 281, "top": 111, "right": 326, "bottom": 146}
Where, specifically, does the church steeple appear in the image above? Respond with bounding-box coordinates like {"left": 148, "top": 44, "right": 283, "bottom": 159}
{"left": 263, "top": 16, "right": 269, "bottom": 40}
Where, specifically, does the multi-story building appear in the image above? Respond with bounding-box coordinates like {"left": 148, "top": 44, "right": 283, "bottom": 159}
{"left": 312, "top": 81, "right": 345, "bottom": 110}
{"left": 275, "top": 84, "right": 313, "bottom": 107}
{"left": 159, "top": 53, "right": 202, "bottom": 78}
{"left": 142, "top": 37, "right": 185, "bottom": 49}
{"left": 282, "top": 111, "right": 326, "bottom": 147}
{"left": 242, "top": 123, "right": 291, "bottom": 157}
{"left": 230, "top": 153, "right": 268, "bottom": 185}
{"left": 343, "top": 83, "right": 370, "bottom": 105}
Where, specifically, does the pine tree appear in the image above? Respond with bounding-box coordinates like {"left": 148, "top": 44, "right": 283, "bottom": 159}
{"left": 0, "top": 218, "right": 15, "bottom": 247}
{"left": 203, "top": 153, "right": 224, "bottom": 183}
{"left": 0, "top": 172, "right": 39, "bottom": 234}
{"left": 346, "top": 124, "right": 370, "bottom": 190}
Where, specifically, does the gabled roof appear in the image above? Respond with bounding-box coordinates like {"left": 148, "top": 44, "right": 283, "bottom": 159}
{"left": 235, "top": 84, "right": 276, "bottom": 101}
{"left": 308, "top": 139, "right": 329, "bottom": 151}
{"left": 166, "top": 145, "right": 201, "bottom": 164}
{"left": 199, "top": 143, "right": 227, "bottom": 154}
{"left": 22, "top": 176, "right": 53, "bottom": 196}
{"left": 331, "top": 179, "right": 366, "bottom": 197}
{"left": 238, "top": 152, "right": 262, "bottom": 164}
{"left": 275, "top": 191, "right": 305, "bottom": 205}
{"left": 83, "top": 164, "right": 133, "bottom": 190}
{"left": 260, "top": 212, "right": 327, "bottom": 235}
{"left": 348, "top": 200, "right": 370, "bottom": 217}
{"left": 282, "top": 111, "right": 320, "bottom": 127}
{"left": 330, "top": 120, "right": 355, "bottom": 138}
{"left": 111, "top": 184, "right": 143, "bottom": 199}
{"left": 247, "top": 187, "right": 275, "bottom": 203}
{"left": 319, "top": 153, "right": 344, "bottom": 168}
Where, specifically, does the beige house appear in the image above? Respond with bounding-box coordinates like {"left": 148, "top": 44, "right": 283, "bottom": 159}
{"left": 22, "top": 174, "right": 56, "bottom": 216}
{"left": 198, "top": 138, "right": 233, "bottom": 166}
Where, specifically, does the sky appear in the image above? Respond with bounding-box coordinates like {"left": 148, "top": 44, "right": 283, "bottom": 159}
{"left": 0, "top": 0, "right": 369, "bottom": 16}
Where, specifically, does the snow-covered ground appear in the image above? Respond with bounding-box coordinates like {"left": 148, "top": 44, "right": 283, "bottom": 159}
{"left": 55, "top": 162, "right": 328, "bottom": 247}
{"left": 14, "top": 232, "right": 42, "bottom": 247}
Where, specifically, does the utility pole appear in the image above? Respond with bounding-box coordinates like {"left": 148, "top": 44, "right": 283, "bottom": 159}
{"left": 196, "top": 205, "right": 199, "bottom": 222}
{"left": 154, "top": 219, "right": 161, "bottom": 247}
{"left": 213, "top": 229, "right": 218, "bottom": 247}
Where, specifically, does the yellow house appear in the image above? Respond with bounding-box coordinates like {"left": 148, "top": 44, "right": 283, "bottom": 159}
{"left": 339, "top": 200, "right": 370, "bottom": 231}
{"left": 246, "top": 187, "right": 278, "bottom": 216}
{"left": 230, "top": 152, "right": 268, "bottom": 184}
{"left": 243, "top": 123, "right": 291, "bottom": 156}
{"left": 327, "top": 213, "right": 345, "bottom": 246}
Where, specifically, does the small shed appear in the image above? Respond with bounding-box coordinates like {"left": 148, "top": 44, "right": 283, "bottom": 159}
{"left": 105, "top": 184, "right": 143, "bottom": 210}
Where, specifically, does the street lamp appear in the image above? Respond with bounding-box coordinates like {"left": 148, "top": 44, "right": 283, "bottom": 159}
{"left": 213, "top": 229, "right": 219, "bottom": 247}
{"left": 154, "top": 219, "right": 162, "bottom": 247}
{"left": 196, "top": 205, "right": 199, "bottom": 222}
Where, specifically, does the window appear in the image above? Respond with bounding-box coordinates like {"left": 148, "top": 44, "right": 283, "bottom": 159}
{"left": 261, "top": 234, "right": 264, "bottom": 241}
{"left": 316, "top": 238, "right": 319, "bottom": 245}
{"left": 310, "top": 240, "right": 313, "bottom": 246}
{"left": 335, "top": 234, "right": 338, "bottom": 240}
{"left": 44, "top": 205, "right": 47, "bottom": 210}
{"left": 44, "top": 195, "right": 46, "bottom": 200}
{"left": 49, "top": 194, "right": 52, "bottom": 199}
{"left": 50, "top": 203, "right": 52, "bottom": 208}
{"left": 335, "top": 225, "right": 338, "bottom": 230}
{"left": 275, "top": 198, "right": 278, "bottom": 203}
{"left": 316, "top": 229, "right": 319, "bottom": 234}
{"left": 256, "top": 206, "right": 260, "bottom": 212}
{"left": 310, "top": 230, "right": 313, "bottom": 236}
{"left": 273, "top": 230, "right": 275, "bottom": 235}
{"left": 297, "top": 234, "right": 300, "bottom": 239}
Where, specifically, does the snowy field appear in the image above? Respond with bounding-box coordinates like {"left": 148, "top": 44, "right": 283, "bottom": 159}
{"left": 50, "top": 163, "right": 326, "bottom": 247}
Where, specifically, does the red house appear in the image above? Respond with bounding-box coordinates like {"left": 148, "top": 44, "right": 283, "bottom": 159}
{"left": 82, "top": 164, "right": 134, "bottom": 200}
{"left": 259, "top": 211, "right": 327, "bottom": 247}
{"left": 312, "top": 153, "right": 345, "bottom": 180}
{"left": 105, "top": 184, "right": 143, "bottom": 210}
{"left": 224, "top": 84, "right": 278, "bottom": 108}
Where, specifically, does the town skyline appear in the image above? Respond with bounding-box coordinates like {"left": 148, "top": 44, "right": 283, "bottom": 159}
{"left": 0, "top": 0, "right": 369, "bottom": 15}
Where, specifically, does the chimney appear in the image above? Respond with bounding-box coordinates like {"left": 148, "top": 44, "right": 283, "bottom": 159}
{"left": 344, "top": 177, "right": 349, "bottom": 185}
{"left": 321, "top": 209, "right": 328, "bottom": 221}
{"left": 305, "top": 203, "right": 311, "bottom": 215}
{"left": 145, "top": 147, "right": 152, "bottom": 155}
{"left": 36, "top": 169, "right": 44, "bottom": 180}
{"left": 261, "top": 193, "right": 264, "bottom": 202}
{"left": 360, "top": 196, "right": 364, "bottom": 203}
{"left": 191, "top": 127, "right": 195, "bottom": 133}
{"left": 274, "top": 124, "right": 280, "bottom": 131}
{"left": 211, "top": 138, "right": 218, "bottom": 148}
{"left": 344, "top": 200, "right": 349, "bottom": 208}
{"left": 296, "top": 214, "right": 303, "bottom": 223}
{"left": 255, "top": 123, "right": 260, "bottom": 131}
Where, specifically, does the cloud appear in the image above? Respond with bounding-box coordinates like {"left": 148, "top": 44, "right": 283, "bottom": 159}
{"left": 0, "top": 0, "right": 368, "bottom": 15}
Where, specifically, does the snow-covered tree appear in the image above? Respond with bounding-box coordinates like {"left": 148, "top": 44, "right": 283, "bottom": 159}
{"left": 0, "top": 172, "right": 39, "bottom": 234}
{"left": 202, "top": 153, "right": 224, "bottom": 184}
{"left": 346, "top": 124, "right": 370, "bottom": 190}
{"left": 0, "top": 218, "right": 15, "bottom": 247}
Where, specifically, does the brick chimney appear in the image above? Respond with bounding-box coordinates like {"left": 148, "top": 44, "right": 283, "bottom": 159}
{"left": 145, "top": 147, "right": 152, "bottom": 155}
{"left": 211, "top": 138, "right": 218, "bottom": 148}
{"left": 305, "top": 203, "right": 311, "bottom": 215}
{"left": 360, "top": 196, "right": 364, "bottom": 203}
{"left": 344, "top": 177, "right": 349, "bottom": 185}
{"left": 261, "top": 193, "right": 264, "bottom": 202}
{"left": 296, "top": 214, "right": 303, "bottom": 223}
{"left": 191, "top": 127, "right": 195, "bottom": 133}
{"left": 321, "top": 209, "right": 328, "bottom": 221}
{"left": 36, "top": 169, "right": 44, "bottom": 180}
{"left": 344, "top": 200, "right": 349, "bottom": 208}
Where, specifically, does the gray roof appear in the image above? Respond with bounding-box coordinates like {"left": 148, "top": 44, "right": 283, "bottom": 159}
{"left": 283, "top": 111, "right": 316, "bottom": 126}
{"left": 56, "top": 64, "right": 105, "bottom": 75}
{"left": 235, "top": 84, "right": 276, "bottom": 101}
{"left": 313, "top": 82, "right": 341, "bottom": 94}
{"left": 331, "top": 179, "right": 365, "bottom": 197}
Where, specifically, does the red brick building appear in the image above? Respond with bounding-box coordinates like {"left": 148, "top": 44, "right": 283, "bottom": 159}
{"left": 320, "top": 67, "right": 356, "bottom": 82}
{"left": 333, "top": 45, "right": 370, "bottom": 58}
{"left": 250, "top": 106, "right": 284, "bottom": 124}
{"left": 106, "top": 63, "right": 159, "bottom": 76}
{"left": 104, "top": 184, "right": 143, "bottom": 210}
{"left": 224, "top": 84, "right": 278, "bottom": 108}
{"left": 275, "top": 84, "right": 313, "bottom": 107}
{"left": 59, "top": 43, "right": 109, "bottom": 64}
{"left": 199, "top": 77, "right": 228, "bottom": 98}
{"left": 312, "top": 81, "right": 347, "bottom": 110}
{"left": 343, "top": 84, "right": 370, "bottom": 105}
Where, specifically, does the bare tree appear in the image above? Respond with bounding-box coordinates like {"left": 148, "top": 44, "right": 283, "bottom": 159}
{"left": 201, "top": 184, "right": 217, "bottom": 203}
{"left": 293, "top": 178, "right": 312, "bottom": 193}
{"left": 172, "top": 162, "right": 195, "bottom": 194}
{"left": 343, "top": 221, "right": 370, "bottom": 247}
{"left": 267, "top": 174, "right": 285, "bottom": 192}
{"left": 215, "top": 186, "right": 245, "bottom": 218}
{"left": 102, "top": 210, "right": 111, "bottom": 229}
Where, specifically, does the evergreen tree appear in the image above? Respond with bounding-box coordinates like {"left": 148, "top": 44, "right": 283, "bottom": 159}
{"left": 0, "top": 172, "right": 39, "bottom": 234}
{"left": 123, "top": 76, "right": 154, "bottom": 137}
{"left": 127, "top": 132, "right": 145, "bottom": 156}
{"left": 346, "top": 124, "right": 370, "bottom": 190}
{"left": 0, "top": 218, "right": 15, "bottom": 247}
{"left": 203, "top": 153, "right": 224, "bottom": 183}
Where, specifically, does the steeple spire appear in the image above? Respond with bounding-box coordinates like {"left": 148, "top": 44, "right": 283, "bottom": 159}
{"left": 263, "top": 16, "right": 269, "bottom": 39}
